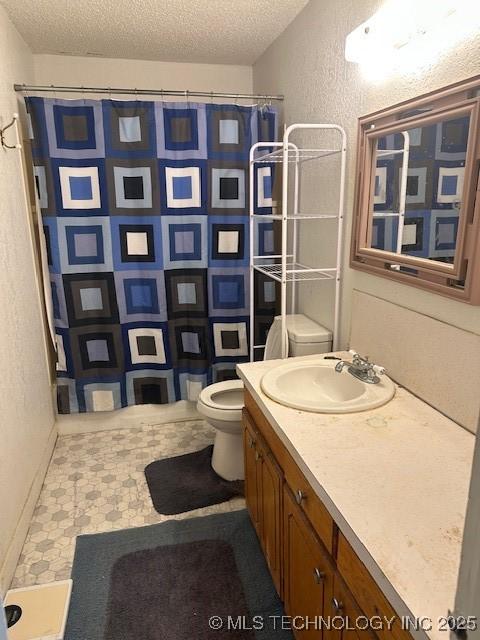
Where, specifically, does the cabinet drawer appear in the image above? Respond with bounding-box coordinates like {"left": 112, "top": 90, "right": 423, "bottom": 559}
{"left": 337, "top": 533, "right": 412, "bottom": 640}
{"left": 283, "top": 454, "right": 334, "bottom": 554}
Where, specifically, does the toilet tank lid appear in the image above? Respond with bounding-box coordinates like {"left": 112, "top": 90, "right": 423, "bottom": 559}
{"left": 281, "top": 314, "right": 332, "bottom": 344}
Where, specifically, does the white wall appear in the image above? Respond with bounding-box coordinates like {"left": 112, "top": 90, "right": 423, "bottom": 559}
{"left": 33, "top": 54, "right": 253, "bottom": 98}
{"left": 253, "top": 0, "right": 480, "bottom": 349}
{"left": 0, "top": 5, "right": 56, "bottom": 593}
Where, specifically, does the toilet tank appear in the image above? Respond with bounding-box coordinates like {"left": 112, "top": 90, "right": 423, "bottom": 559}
{"left": 267, "top": 314, "right": 333, "bottom": 357}
{"left": 286, "top": 314, "right": 333, "bottom": 356}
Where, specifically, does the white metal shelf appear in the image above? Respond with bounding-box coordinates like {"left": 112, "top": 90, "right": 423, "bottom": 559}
{"left": 253, "top": 262, "right": 337, "bottom": 283}
{"left": 251, "top": 213, "right": 338, "bottom": 220}
{"left": 376, "top": 148, "right": 406, "bottom": 157}
{"left": 249, "top": 125, "right": 347, "bottom": 359}
{"left": 253, "top": 147, "right": 342, "bottom": 164}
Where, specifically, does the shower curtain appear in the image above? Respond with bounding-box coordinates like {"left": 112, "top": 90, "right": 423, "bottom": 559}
{"left": 26, "top": 97, "right": 278, "bottom": 413}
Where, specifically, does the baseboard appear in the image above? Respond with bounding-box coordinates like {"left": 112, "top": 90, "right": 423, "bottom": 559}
{"left": 0, "top": 423, "right": 57, "bottom": 595}
{"left": 55, "top": 400, "right": 201, "bottom": 435}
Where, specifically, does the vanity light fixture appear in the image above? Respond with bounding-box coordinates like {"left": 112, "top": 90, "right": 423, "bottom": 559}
{"left": 345, "top": 0, "right": 480, "bottom": 80}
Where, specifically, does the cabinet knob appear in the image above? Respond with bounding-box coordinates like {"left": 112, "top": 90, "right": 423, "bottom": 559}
{"left": 332, "top": 597, "right": 344, "bottom": 612}
{"left": 313, "top": 568, "right": 325, "bottom": 584}
{"left": 295, "top": 489, "right": 306, "bottom": 504}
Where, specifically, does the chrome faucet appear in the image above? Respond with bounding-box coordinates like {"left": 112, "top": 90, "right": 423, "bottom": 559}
{"left": 335, "top": 352, "right": 385, "bottom": 384}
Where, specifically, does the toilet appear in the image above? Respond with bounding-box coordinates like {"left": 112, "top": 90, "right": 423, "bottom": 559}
{"left": 197, "top": 314, "right": 332, "bottom": 481}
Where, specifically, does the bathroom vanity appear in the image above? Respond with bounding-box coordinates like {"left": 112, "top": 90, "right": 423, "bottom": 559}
{"left": 237, "top": 354, "right": 475, "bottom": 640}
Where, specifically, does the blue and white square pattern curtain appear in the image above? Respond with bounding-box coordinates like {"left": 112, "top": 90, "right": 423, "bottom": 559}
{"left": 372, "top": 116, "right": 468, "bottom": 261}
{"left": 26, "top": 98, "right": 278, "bottom": 413}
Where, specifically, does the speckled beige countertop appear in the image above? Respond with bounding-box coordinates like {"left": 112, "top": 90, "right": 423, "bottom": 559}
{"left": 237, "top": 352, "right": 475, "bottom": 640}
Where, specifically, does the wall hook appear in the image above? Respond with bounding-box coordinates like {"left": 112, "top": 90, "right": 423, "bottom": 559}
{"left": 1, "top": 113, "right": 22, "bottom": 150}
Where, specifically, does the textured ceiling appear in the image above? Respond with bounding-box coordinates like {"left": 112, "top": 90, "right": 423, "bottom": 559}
{"left": 1, "top": 0, "right": 309, "bottom": 65}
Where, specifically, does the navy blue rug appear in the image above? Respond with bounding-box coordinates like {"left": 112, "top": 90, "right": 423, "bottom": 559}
{"left": 65, "top": 509, "right": 292, "bottom": 640}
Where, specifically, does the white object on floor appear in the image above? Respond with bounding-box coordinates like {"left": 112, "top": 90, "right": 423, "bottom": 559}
{"left": 4, "top": 579, "right": 72, "bottom": 640}
{"left": 197, "top": 313, "right": 332, "bottom": 481}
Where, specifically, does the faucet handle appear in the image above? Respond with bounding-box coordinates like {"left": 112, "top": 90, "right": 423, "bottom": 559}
{"left": 350, "top": 351, "right": 386, "bottom": 376}
{"left": 350, "top": 350, "right": 366, "bottom": 360}
{"left": 351, "top": 351, "right": 370, "bottom": 366}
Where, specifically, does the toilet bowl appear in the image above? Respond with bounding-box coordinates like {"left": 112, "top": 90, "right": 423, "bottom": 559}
{"left": 196, "top": 380, "right": 244, "bottom": 481}
{"left": 197, "top": 314, "right": 332, "bottom": 481}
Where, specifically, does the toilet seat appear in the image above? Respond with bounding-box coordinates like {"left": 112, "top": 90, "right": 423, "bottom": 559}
{"left": 195, "top": 314, "right": 332, "bottom": 481}
{"left": 197, "top": 380, "right": 244, "bottom": 422}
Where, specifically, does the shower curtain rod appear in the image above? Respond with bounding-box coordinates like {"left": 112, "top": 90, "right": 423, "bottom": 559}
{"left": 13, "top": 84, "right": 284, "bottom": 101}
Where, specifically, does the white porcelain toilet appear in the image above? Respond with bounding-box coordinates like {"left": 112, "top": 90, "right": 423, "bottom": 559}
{"left": 197, "top": 314, "right": 332, "bottom": 481}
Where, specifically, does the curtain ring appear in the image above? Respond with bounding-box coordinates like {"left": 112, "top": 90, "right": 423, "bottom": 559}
{"left": 235, "top": 94, "right": 239, "bottom": 106}
{"left": 51, "top": 84, "right": 58, "bottom": 103}
{"left": 108, "top": 86, "right": 112, "bottom": 101}
{"left": 134, "top": 87, "right": 138, "bottom": 101}
{"left": 80, "top": 85, "right": 86, "bottom": 106}
{"left": 160, "top": 88, "right": 164, "bottom": 101}
{"left": 185, "top": 89, "right": 189, "bottom": 104}
{"left": 210, "top": 91, "right": 214, "bottom": 103}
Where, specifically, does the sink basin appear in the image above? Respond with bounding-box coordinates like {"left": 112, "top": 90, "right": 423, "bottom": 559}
{"left": 260, "top": 359, "right": 395, "bottom": 413}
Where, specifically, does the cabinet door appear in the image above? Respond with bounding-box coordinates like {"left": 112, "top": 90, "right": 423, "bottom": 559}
{"left": 325, "top": 574, "right": 375, "bottom": 640}
{"left": 243, "top": 414, "right": 260, "bottom": 533}
{"left": 283, "top": 486, "right": 334, "bottom": 639}
{"left": 259, "top": 445, "right": 282, "bottom": 595}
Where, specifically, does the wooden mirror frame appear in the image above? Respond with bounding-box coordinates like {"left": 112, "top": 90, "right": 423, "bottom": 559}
{"left": 351, "top": 75, "right": 480, "bottom": 304}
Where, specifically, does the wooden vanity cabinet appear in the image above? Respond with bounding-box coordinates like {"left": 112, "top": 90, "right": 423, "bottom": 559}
{"left": 327, "top": 573, "right": 375, "bottom": 640}
{"left": 243, "top": 415, "right": 260, "bottom": 531}
{"left": 283, "top": 485, "right": 334, "bottom": 638}
{"left": 284, "top": 485, "right": 374, "bottom": 640}
{"left": 243, "top": 410, "right": 282, "bottom": 594}
{"left": 242, "top": 390, "right": 413, "bottom": 640}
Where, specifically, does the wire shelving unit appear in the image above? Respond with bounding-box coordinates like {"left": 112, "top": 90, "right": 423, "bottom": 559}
{"left": 249, "top": 124, "right": 347, "bottom": 360}
{"left": 372, "top": 131, "right": 410, "bottom": 256}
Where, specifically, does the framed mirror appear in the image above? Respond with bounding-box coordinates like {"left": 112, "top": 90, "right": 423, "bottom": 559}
{"left": 351, "top": 75, "right": 480, "bottom": 304}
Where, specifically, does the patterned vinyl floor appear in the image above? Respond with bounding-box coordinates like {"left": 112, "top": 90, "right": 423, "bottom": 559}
{"left": 11, "top": 420, "right": 245, "bottom": 589}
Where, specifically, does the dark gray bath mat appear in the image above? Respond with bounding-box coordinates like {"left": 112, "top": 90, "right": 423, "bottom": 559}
{"left": 65, "top": 509, "right": 292, "bottom": 640}
{"left": 105, "top": 539, "right": 253, "bottom": 639}
{"left": 144, "top": 445, "right": 244, "bottom": 515}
